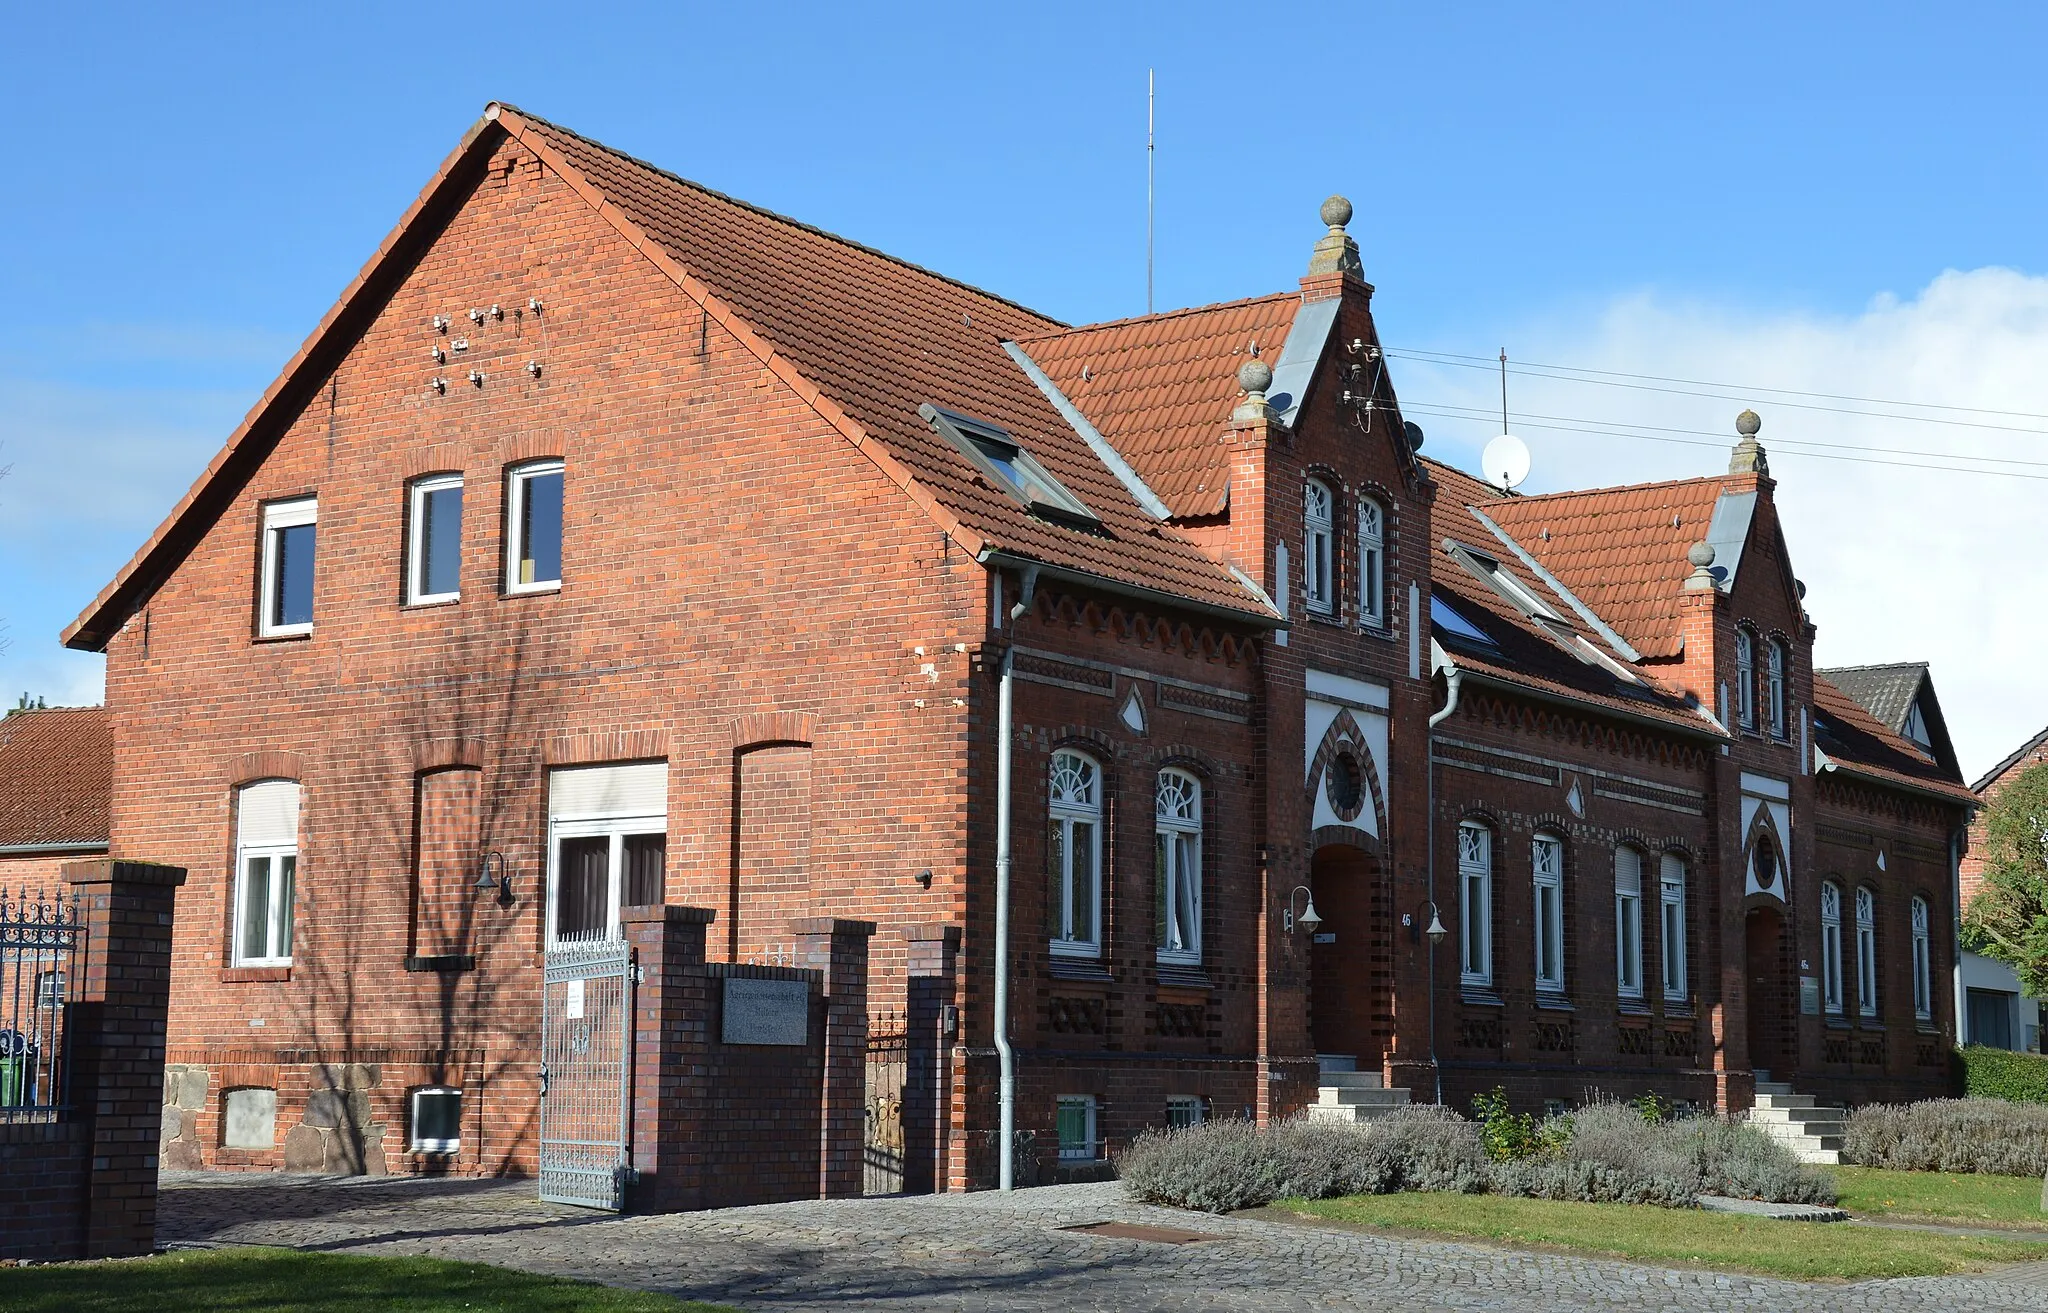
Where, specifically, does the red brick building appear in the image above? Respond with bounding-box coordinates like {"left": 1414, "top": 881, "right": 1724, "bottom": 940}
{"left": 0, "top": 706, "right": 111, "bottom": 888}
{"left": 65, "top": 105, "right": 1970, "bottom": 1190}
{"left": 1956, "top": 718, "right": 2048, "bottom": 1052}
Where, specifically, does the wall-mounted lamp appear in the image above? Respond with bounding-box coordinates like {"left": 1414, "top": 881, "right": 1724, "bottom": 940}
{"left": 1408, "top": 903, "right": 1448, "bottom": 946}
{"left": 1283, "top": 884, "right": 1322, "bottom": 935}
{"left": 474, "top": 851, "right": 514, "bottom": 906}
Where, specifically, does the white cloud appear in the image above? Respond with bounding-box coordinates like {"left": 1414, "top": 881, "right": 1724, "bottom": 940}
{"left": 1396, "top": 267, "right": 2048, "bottom": 782}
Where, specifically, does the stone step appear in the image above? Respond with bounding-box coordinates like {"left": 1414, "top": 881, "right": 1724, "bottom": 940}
{"left": 1749, "top": 1104, "right": 1839, "bottom": 1125}
{"left": 1755, "top": 1080, "right": 1792, "bottom": 1094}
{"left": 1304, "top": 1100, "right": 1415, "bottom": 1125}
{"left": 1316, "top": 1086, "right": 1410, "bottom": 1107}
{"left": 1318, "top": 1070, "right": 1386, "bottom": 1090}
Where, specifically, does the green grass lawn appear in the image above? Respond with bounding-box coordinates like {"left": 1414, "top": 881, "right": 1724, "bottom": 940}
{"left": 0, "top": 1247, "right": 737, "bottom": 1313}
{"left": 1829, "top": 1165, "right": 2048, "bottom": 1230}
{"left": 1278, "top": 1192, "right": 2048, "bottom": 1280}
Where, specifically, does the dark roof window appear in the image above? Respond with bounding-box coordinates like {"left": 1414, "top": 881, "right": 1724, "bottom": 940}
{"left": 1431, "top": 594, "right": 1497, "bottom": 649}
{"left": 920, "top": 404, "right": 1096, "bottom": 527}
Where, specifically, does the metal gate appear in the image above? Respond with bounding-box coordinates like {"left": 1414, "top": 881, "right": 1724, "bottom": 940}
{"left": 863, "top": 1010, "right": 906, "bottom": 1195}
{"left": 0, "top": 887, "right": 80, "bottom": 1121}
{"left": 539, "top": 938, "right": 635, "bottom": 1209}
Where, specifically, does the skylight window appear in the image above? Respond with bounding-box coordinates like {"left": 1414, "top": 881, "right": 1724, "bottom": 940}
{"left": 1431, "top": 595, "right": 1496, "bottom": 648}
{"left": 920, "top": 404, "right": 1096, "bottom": 526}
{"left": 1445, "top": 542, "right": 1560, "bottom": 621}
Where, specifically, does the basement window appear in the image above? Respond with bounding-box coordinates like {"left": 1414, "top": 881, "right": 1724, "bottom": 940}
{"left": 919, "top": 404, "right": 1096, "bottom": 526}
{"left": 410, "top": 1087, "right": 462, "bottom": 1154}
{"left": 259, "top": 497, "right": 318, "bottom": 637}
{"left": 1056, "top": 1094, "right": 1100, "bottom": 1161}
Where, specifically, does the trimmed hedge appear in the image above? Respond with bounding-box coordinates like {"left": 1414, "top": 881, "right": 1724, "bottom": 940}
{"left": 1959, "top": 1044, "right": 2048, "bottom": 1105}
{"left": 1844, "top": 1097, "right": 2048, "bottom": 1176}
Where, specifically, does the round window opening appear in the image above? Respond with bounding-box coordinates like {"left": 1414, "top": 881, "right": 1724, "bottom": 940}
{"left": 1751, "top": 839, "right": 1778, "bottom": 889}
{"left": 1327, "top": 752, "right": 1365, "bottom": 812}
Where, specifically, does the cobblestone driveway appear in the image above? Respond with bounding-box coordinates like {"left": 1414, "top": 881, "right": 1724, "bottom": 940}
{"left": 157, "top": 1172, "right": 2048, "bottom": 1311}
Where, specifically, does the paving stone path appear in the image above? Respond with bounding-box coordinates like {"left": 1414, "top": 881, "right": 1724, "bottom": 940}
{"left": 156, "top": 1172, "right": 2047, "bottom": 1311}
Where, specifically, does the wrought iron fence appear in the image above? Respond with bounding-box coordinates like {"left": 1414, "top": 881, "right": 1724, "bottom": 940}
{"left": 863, "top": 1010, "right": 907, "bottom": 1196}
{"left": 0, "top": 887, "right": 81, "bottom": 1121}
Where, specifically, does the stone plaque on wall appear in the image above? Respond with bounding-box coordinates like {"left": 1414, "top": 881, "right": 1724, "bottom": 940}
{"left": 722, "top": 976, "right": 810, "bottom": 1045}
{"left": 1800, "top": 975, "right": 1821, "bottom": 1016}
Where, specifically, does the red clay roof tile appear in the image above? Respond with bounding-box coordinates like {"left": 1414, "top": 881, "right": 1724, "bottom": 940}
{"left": 0, "top": 708, "right": 111, "bottom": 850}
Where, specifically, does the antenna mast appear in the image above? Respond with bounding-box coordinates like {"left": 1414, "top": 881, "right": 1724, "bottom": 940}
{"left": 1146, "top": 68, "right": 1155, "bottom": 315}
{"left": 1499, "top": 347, "right": 1509, "bottom": 433}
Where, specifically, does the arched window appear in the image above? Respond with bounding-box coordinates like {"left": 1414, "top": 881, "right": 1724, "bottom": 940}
{"left": 1155, "top": 770, "right": 1202, "bottom": 964}
{"left": 1767, "top": 639, "right": 1790, "bottom": 740}
{"left": 1910, "top": 897, "right": 1933, "bottom": 1021}
{"left": 1734, "top": 627, "right": 1757, "bottom": 731}
{"left": 1533, "top": 833, "right": 1566, "bottom": 994}
{"left": 1049, "top": 751, "right": 1103, "bottom": 956}
{"left": 234, "top": 780, "right": 301, "bottom": 967}
{"left": 1357, "top": 496, "right": 1386, "bottom": 629}
{"left": 1820, "top": 881, "right": 1844, "bottom": 1015}
{"left": 1615, "top": 846, "right": 1644, "bottom": 999}
{"left": 1855, "top": 887, "right": 1878, "bottom": 1017}
{"left": 1457, "top": 821, "right": 1493, "bottom": 988}
{"left": 1303, "top": 479, "right": 1335, "bottom": 615}
{"left": 1659, "top": 852, "right": 1689, "bottom": 999}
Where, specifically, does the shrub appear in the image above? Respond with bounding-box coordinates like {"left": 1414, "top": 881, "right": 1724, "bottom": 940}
{"left": 1470, "top": 1087, "right": 1570, "bottom": 1162}
{"left": 1845, "top": 1098, "right": 2048, "bottom": 1176}
{"left": 1959, "top": 1045, "right": 2048, "bottom": 1105}
{"left": 1370, "top": 1105, "right": 1488, "bottom": 1193}
{"left": 1115, "top": 1118, "right": 1293, "bottom": 1213}
{"left": 1683, "top": 1116, "right": 1837, "bottom": 1205}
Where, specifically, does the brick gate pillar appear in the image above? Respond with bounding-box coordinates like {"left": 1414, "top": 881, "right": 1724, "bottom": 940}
{"left": 901, "top": 923, "right": 960, "bottom": 1194}
{"left": 62, "top": 858, "right": 187, "bottom": 1259}
{"left": 790, "top": 917, "right": 875, "bottom": 1199}
{"left": 620, "top": 903, "right": 715, "bottom": 1213}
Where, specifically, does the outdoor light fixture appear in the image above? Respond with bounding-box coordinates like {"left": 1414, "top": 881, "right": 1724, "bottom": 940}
{"left": 1283, "top": 884, "right": 1322, "bottom": 935}
{"left": 474, "top": 851, "right": 514, "bottom": 906}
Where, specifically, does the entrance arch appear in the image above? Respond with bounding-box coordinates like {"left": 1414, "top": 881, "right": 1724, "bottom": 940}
{"left": 1309, "top": 844, "right": 1382, "bottom": 1062}
{"left": 1744, "top": 905, "right": 1791, "bottom": 1076}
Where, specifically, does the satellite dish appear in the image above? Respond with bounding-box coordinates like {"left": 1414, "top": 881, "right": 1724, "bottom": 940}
{"left": 1482, "top": 433, "right": 1530, "bottom": 491}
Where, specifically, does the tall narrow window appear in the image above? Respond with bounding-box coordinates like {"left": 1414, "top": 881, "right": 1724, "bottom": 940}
{"left": 1820, "top": 881, "right": 1844, "bottom": 1015}
{"left": 506, "top": 459, "right": 564, "bottom": 593}
{"left": 1615, "top": 846, "right": 1644, "bottom": 1000}
{"left": 407, "top": 473, "right": 464, "bottom": 604}
{"left": 1050, "top": 752, "right": 1102, "bottom": 957}
{"left": 546, "top": 762, "right": 667, "bottom": 943}
{"left": 1533, "top": 833, "right": 1565, "bottom": 993}
{"left": 1303, "top": 479, "right": 1335, "bottom": 615}
{"left": 1734, "top": 627, "right": 1756, "bottom": 731}
{"left": 234, "top": 780, "right": 300, "bottom": 966}
{"left": 1659, "top": 852, "right": 1689, "bottom": 1000}
{"left": 1457, "top": 822, "right": 1493, "bottom": 988}
{"left": 1155, "top": 769, "right": 1202, "bottom": 965}
{"left": 1855, "top": 887, "right": 1878, "bottom": 1017}
{"left": 1767, "top": 639, "right": 1789, "bottom": 739}
{"left": 1911, "top": 897, "right": 1933, "bottom": 1022}
{"left": 259, "top": 497, "right": 317, "bottom": 637}
{"left": 1357, "top": 497, "right": 1385, "bottom": 628}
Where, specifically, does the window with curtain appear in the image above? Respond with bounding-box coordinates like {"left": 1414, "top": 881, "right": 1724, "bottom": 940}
{"left": 1735, "top": 627, "right": 1756, "bottom": 730}
{"left": 1050, "top": 751, "right": 1102, "bottom": 957}
{"left": 1155, "top": 769, "right": 1202, "bottom": 965}
{"left": 546, "top": 762, "right": 667, "bottom": 944}
{"left": 1458, "top": 822, "right": 1493, "bottom": 988}
{"left": 1615, "top": 846, "right": 1644, "bottom": 1000}
{"left": 1767, "top": 639, "right": 1790, "bottom": 740}
{"left": 1911, "top": 897, "right": 1933, "bottom": 1021}
{"left": 1856, "top": 887, "right": 1878, "bottom": 1017}
{"left": 1533, "top": 833, "right": 1565, "bottom": 994}
{"left": 234, "top": 780, "right": 301, "bottom": 966}
{"left": 1820, "top": 882, "right": 1845, "bottom": 1014}
{"left": 1357, "top": 497, "right": 1385, "bottom": 628}
{"left": 1304, "top": 479, "right": 1335, "bottom": 615}
{"left": 1659, "top": 852, "right": 1688, "bottom": 1000}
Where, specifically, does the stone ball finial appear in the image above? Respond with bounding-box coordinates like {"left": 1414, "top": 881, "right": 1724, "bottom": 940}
{"left": 1736, "top": 409, "right": 1762, "bottom": 437}
{"left": 1320, "top": 195, "right": 1354, "bottom": 230}
{"left": 1687, "top": 541, "right": 1716, "bottom": 569}
{"left": 1238, "top": 359, "right": 1274, "bottom": 394}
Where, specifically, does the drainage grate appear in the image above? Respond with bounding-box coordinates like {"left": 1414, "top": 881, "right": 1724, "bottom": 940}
{"left": 1060, "top": 1221, "right": 1218, "bottom": 1244}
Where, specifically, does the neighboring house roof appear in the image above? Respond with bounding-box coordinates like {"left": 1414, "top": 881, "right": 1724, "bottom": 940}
{"left": 1481, "top": 477, "right": 1730, "bottom": 660}
{"left": 1811, "top": 675, "right": 1975, "bottom": 806}
{"left": 1972, "top": 724, "right": 2048, "bottom": 794}
{"left": 67, "top": 104, "right": 1278, "bottom": 650}
{"left": 1817, "top": 661, "right": 1963, "bottom": 780}
{"left": 0, "top": 707, "right": 112, "bottom": 851}
{"left": 1015, "top": 294, "right": 1301, "bottom": 519}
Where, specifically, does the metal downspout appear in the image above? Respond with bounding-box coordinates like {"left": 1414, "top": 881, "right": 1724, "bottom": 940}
{"left": 1950, "top": 824, "right": 1967, "bottom": 1046}
{"left": 1424, "top": 664, "right": 1463, "bottom": 1106}
{"left": 995, "top": 643, "right": 1017, "bottom": 1191}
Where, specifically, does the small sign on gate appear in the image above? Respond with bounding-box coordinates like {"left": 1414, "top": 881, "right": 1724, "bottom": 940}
{"left": 565, "top": 978, "right": 585, "bottom": 1019}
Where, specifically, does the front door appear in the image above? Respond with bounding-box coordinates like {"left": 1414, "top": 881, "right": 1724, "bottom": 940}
{"left": 1309, "top": 845, "right": 1379, "bottom": 1061}
{"left": 1744, "top": 907, "right": 1788, "bottom": 1076}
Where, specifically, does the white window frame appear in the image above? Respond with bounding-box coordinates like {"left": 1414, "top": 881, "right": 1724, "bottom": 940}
{"left": 1304, "top": 479, "right": 1335, "bottom": 616}
{"left": 1357, "top": 496, "right": 1386, "bottom": 629}
{"left": 1659, "top": 852, "right": 1688, "bottom": 1000}
{"left": 1734, "top": 628, "right": 1756, "bottom": 731}
{"left": 258, "top": 496, "right": 318, "bottom": 637}
{"left": 407, "top": 473, "right": 464, "bottom": 605}
{"left": 1615, "top": 846, "right": 1644, "bottom": 1000}
{"left": 1458, "top": 822, "right": 1493, "bottom": 988}
{"left": 1855, "top": 887, "right": 1878, "bottom": 1017}
{"left": 1820, "top": 881, "right": 1844, "bottom": 1015}
{"left": 1767, "top": 639, "right": 1789, "bottom": 740}
{"left": 1155, "top": 769, "right": 1202, "bottom": 965}
{"left": 1165, "top": 1095, "right": 1205, "bottom": 1129}
{"left": 1533, "top": 833, "right": 1566, "bottom": 994}
{"left": 1056, "top": 1094, "right": 1099, "bottom": 1161}
{"left": 1050, "top": 751, "right": 1103, "bottom": 958}
{"left": 409, "top": 1086, "right": 462, "bottom": 1154}
{"left": 1911, "top": 897, "right": 1933, "bottom": 1021}
{"left": 505, "top": 459, "right": 565, "bottom": 594}
{"left": 547, "top": 817, "right": 666, "bottom": 945}
{"left": 232, "top": 780, "right": 300, "bottom": 967}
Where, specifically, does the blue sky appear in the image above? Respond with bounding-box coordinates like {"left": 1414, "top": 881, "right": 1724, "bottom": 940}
{"left": 7, "top": 2, "right": 2048, "bottom": 772}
